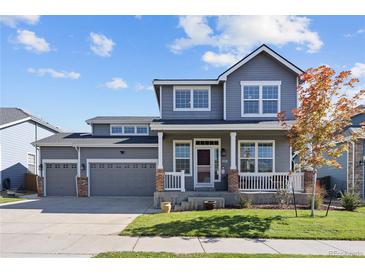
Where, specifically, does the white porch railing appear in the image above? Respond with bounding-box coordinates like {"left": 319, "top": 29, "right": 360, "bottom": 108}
{"left": 239, "top": 172, "right": 304, "bottom": 192}
{"left": 164, "top": 170, "right": 185, "bottom": 192}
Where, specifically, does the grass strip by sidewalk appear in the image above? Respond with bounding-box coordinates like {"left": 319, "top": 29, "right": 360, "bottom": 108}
{"left": 121, "top": 208, "right": 365, "bottom": 240}
{"left": 0, "top": 197, "right": 25, "bottom": 204}
{"left": 94, "top": 251, "right": 365, "bottom": 258}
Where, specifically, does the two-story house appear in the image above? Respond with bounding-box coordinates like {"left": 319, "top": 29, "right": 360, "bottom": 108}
{"left": 1, "top": 107, "right": 61, "bottom": 191}
{"left": 34, "top": 45, "right": 310, "bottom": 207}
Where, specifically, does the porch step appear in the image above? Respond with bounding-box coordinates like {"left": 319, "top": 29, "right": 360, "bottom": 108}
{"left": 194, "top": 187, "right": 215, "bottom": 192}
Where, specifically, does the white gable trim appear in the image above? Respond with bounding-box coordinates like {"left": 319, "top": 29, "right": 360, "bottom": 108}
{"left": 218, "top": 45, "right": 302, "bottom": 81}
{"left": 0, "top": 117, "right": 32, "bottom": 129}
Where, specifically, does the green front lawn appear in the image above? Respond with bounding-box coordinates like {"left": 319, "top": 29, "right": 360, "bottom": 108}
{"left": 95, "top": 251, "right": 365, "bottom": 258}
{"left": 0, "top": 197, "right": 25, "bottom": 204}
{"left": 121, "top": 208, "right": 365, "bottom": 240}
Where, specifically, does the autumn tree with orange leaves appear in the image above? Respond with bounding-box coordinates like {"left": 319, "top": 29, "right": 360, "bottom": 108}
{"left": 278, "top": 66, "right": 365, "bottom": 217}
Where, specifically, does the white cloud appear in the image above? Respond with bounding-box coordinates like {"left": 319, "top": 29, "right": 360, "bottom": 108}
{"left": 15, "top": 29, "right": 50, "bottom": 54}
{"left": 27, "top": 68, "right": 80, "bottom": 80}
{"left": 135, "top": 83, "right": 153, "bottom": 91}
{"left": 135, "top": 15, "right": 142, "bottom": 20}
{"left": 0, "top": 15, "right": 40, "bottom": 27}
{"left": 89, "top": 32, "right": 115, "bottom": 57}
{"left": 170, "top": 16, "right": 214, "bottom": 53}
{"left": 202, "top": 51, "right": 239, "bottom": 67}
{"left": 357, "top": 29, "right": 365, "bottom": 34}
{"left": 170, "top": 16, "right": 323, "bottom": 67}
{"left": 103, "top": 77, "right": 128, "bottom": 90}
{"left": 351, "top": 63, "right": 365, "bottom": 78}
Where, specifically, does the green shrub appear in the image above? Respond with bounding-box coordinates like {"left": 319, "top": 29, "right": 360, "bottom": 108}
{"left": 340, "top": 192, "right": 361, "bottom": 211}
{"left": 239, "top": 196, "right": 252, "bottom": 208}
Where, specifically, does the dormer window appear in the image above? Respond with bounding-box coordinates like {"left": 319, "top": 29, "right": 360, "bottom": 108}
{"left": 173, "top": 86, "right": 211, "bottom": 111}
{"left": 241, "top": 81, "right": 281, "bottom": 117}
{"left": 110, "top": 125, "right": 149, "bottom": 136}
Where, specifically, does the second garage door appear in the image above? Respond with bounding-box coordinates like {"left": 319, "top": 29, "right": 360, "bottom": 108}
{"left": 89, "top": 162, "right": 156, "bottom": 196}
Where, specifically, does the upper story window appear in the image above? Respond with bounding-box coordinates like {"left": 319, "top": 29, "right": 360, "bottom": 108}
{"left": 241, "top": 81, "right": 281, "bottom": 117}
{"left": 173, "top": 86, "right": 211, "bottom": 111}
{"left": 110, "top": 125, "right": 149, "bottom": 136}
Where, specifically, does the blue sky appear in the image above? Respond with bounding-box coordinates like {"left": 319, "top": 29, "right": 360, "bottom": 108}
{"left": 1, "top": 15, "right": 365, "bottom": 132}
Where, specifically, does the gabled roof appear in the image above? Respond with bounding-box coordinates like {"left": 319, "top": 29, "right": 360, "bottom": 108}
{"left": 86, "top": 116, "right": 159, "bottom": 125}
{"left": 0, "top": 107, "right": 61, "bottom": 132}
{"left": 152, "top": 44, "right": 303, "bottom": 86}
{"left": 152, "top": 44, "right": 304, "bottom": 107}
{"left": 217, "top": 44, "right": 304, "bottom": 80}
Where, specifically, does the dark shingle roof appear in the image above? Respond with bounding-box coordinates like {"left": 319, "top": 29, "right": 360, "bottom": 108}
{"left": 0, "top": 107, "right": 30, "bottom": 125}
{"left": 0, "top": 107, "right": 61, "bottom": 132}
{"left": 33, "top": 133, "right": 158, "bottom": 146}
{"left": 86, "top": 116, "right": 158, "bottom": 124}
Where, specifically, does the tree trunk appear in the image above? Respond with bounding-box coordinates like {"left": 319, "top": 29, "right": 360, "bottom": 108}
{"left": 310, "top": 170, "right": 317, "bottom": 217}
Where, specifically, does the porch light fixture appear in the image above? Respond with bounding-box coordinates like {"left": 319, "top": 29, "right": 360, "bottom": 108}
{"left": 81, "top": 164, "right": 86, "bottom": 170}
{"left": 359, "top": 160, "right": 365, "bottom": 166}
{"left": 120, "top": 150, "right": 125, "bottom": 154}
{"left": 221, "top": 148, "right": 226, "bottom": 157}
{"left": 39, "top": 164, "right": 43, "bottom": 170}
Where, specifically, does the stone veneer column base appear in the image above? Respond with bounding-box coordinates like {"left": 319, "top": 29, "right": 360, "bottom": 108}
{"left": 156, "top": 169, "right": 165, "bottom": 192}
{"left": 228, "top": 169, "right": 239, "bottom": 192}
{"left": 77, "top": 177, "right": 89, "bottom": 197}
{"left": 36, "top": 176, "right": 44, "bottom": 197}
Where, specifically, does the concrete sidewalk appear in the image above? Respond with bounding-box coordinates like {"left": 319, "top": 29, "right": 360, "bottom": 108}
{"left": 1, "top": 236, "right": 364, "bottom": 257}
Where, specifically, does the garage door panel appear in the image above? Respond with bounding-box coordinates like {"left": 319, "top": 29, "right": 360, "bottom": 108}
{"left": 90, "top": 162, "right": 156, "bottom": 196}
{"left": 46, "top": 163, "right": 77, "bottom": 196}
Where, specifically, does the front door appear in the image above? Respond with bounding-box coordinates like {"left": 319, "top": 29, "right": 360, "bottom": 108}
{"left": 195, "top": 148, "right": 213, "bottom": 186}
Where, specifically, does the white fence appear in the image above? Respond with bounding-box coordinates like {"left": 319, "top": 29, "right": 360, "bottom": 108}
{"left": 239, "top": 172, "right": 304, "bottom": 192}
{"left": 164, "top": 170, "right": 185, "bottom": 192}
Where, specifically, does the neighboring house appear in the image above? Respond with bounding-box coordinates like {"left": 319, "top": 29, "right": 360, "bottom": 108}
{"left": 0, "top": 108, "right": 61, "bottom": 190}
{"left": 318, "top": 108, "right": 365, "bottom": 198}
{"left": 34, "top": 44, "right": 311, "bottom": 206}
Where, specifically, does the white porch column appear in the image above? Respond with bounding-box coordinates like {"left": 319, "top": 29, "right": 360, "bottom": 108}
{"left": 230, "top": 132, "right": 237, "bottom": 170}
{"left": 158, "top": 132, "right": 163, "bottom": 169}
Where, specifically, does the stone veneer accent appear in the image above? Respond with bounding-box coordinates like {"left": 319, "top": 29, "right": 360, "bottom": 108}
{"left": 228, "top": 169, "right": 239, "bottom": 192}
{"left": 347, "top": 140, "right": 364, "bottom": 196}
{"left": 155, "top": 169, "right": 165, "bottom": 192}
{"left": 36, "top": 176, "right": 44, "bottom": 197}
{"left": 77, "top": 177, "right": 89, "bottom": 197}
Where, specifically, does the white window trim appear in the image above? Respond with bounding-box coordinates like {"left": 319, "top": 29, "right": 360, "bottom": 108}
{"left": 240, "top": 81, "right": 281, "bottom": 117}
{"left": 193, "top": 138, "right": 221, "bottom": 183}
{"left": 27, "top": 153, "right": 36, "bottom": 174}
{"left": 238, "top": 140, "right": 276, "bottom": 173}
{"left": 110, "top": 124, "right": 149, "bottom": 136}
{"left": 173, "top": 86, "right": 211, "bottom": 111}
{"left": 173, "top": 140, "right": 192, "bottom": 176}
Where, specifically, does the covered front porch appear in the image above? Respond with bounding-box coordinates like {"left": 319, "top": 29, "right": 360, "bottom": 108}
{"left": 153, "top": 125, "right": 304, "bottom": 195}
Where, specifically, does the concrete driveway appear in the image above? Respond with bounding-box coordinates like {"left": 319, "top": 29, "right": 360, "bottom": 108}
{"left": 0, "top": 197, "right": 154, "bottom": 257}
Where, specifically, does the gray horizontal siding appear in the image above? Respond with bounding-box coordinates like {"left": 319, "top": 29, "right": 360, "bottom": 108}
{"left": 162, "top": 131, "right": 290, "bottom": 191}
{"left": 226, "top": 52, "right": 297, "bottom": 121}
{"left": 318, "top": 152, "right": 348, "bottom": 193}
{"left": 40, "top": 147, "right": 78, "bottom": 160}
{"left": 161, "top": 84, "right": 223, "bottom": 120}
